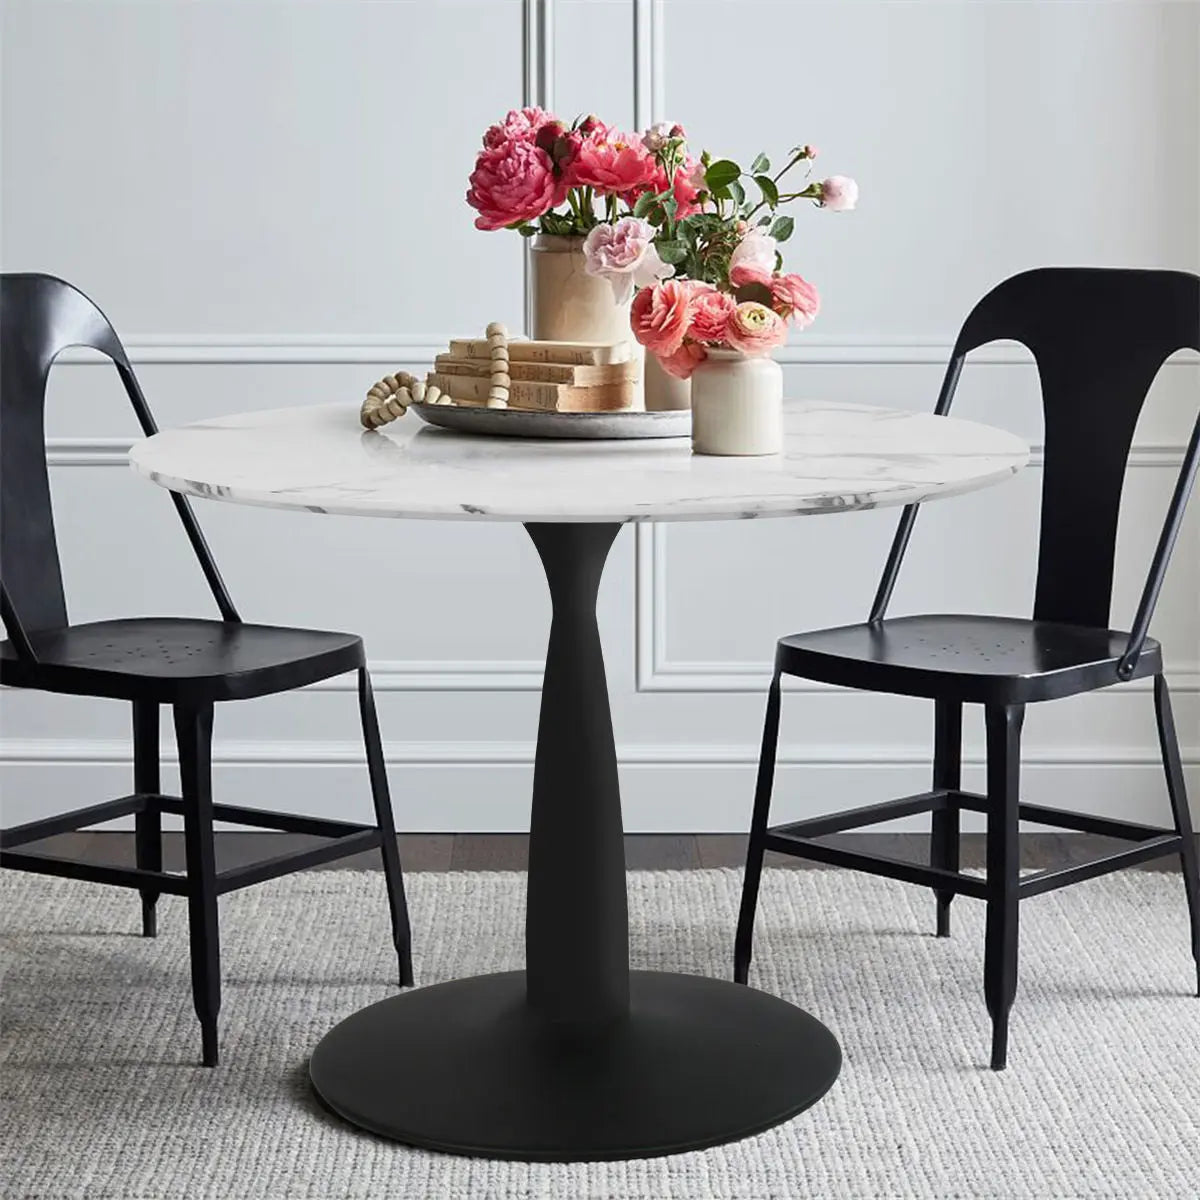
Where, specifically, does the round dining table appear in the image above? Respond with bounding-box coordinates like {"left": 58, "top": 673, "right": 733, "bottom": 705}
{"left": 130, "top": 400, "right": 1028, "bottom": 1162}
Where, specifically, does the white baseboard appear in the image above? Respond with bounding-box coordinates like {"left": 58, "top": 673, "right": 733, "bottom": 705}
{"left": 2, "top": 738, "right": 1195, "bottom": 833}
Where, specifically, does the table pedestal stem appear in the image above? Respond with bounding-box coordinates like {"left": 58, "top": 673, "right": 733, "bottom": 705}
{"left": 524, "top": 522, "right": 629, "bottom": 1027}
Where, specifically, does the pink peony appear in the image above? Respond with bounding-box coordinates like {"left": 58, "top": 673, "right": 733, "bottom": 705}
{"left": 467, "top": 140, "right": 562, "bottom": 231}
{"left": 583, "top": 217, "right": 672, "bottom": 304}
{"left": 657, "top": 340, "right": 707, "bottom": 380}
{"left": 535, "top": 120, "right": 583, "bottom": 178}
{"left": 770, "top": 273, "right": 820, "bottom": 328}
{"left": 820, "top": 175, "right": 858, "bottom": 211}
{"left": 624, "top": 155, "right": 702, "bottom": 220}
{"left": 482, "top": 107, "right": 552, "bottom": 150}
{"left": 630, "top": 280, "right": 693, "bottom": 356}
{"left": 728, "top": 228, "right": 778, "bottom": 287}
{"left": 686, "top": 283, "right": 738, "bottom": 343}
{"left": 570, "top": 130, "right": 659, "bottom": 196}
{"left": 725, "top": 302, "right": 788, "bottom": 356}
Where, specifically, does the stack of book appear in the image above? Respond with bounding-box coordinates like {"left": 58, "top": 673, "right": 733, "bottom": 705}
{"left": 427, "top": 339, "right": 637, "bottom": 413}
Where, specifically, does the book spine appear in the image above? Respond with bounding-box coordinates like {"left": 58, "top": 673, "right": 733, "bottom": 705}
{"left": 447, "top": 339, "right": 632, "bottom": 366}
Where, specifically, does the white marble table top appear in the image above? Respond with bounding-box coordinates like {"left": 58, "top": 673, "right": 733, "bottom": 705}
{"left": 129, "top": 402, "right": 1029, "bottom": 523}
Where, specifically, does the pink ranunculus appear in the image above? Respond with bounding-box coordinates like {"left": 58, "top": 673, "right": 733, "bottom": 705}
{"left": 725, "top": 302, "right": 789, "bottom": 356}
{"left": 467, "top": 140, "right": 561, "bottom": 231}
{"left": 583, "top": 217, "right": 672, "bottom": 304}
{"left": 820, "top": 175, "right": 858, "bottom": 211}
{"left": 728, "top": 228, "right": 778, "bottom": 287}
{"left": 770, "top": 273, "right": 821, "bottom": 328}
{"left": 571, "top": 130, "right": 659, "bottom": 196}
{"left": 630, "top": 279, "right": 693, "bottom": 356}
{"left": 482, "top": 107, "right": 552, "bottom": 150}
{"left": 657, "top": 340, "right": 707, "bottom": 380}
{"left": 686, "top": 283, "right": 738, "bottom": 344}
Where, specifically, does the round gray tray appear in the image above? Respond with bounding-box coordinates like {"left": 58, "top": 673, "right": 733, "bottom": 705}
{"left": 411, "top": 403, "right": 690, "bottom": 440}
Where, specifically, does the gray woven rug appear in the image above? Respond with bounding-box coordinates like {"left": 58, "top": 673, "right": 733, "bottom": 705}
{"left": 2, "top": 867, "right": 1198, "bottom": 1199}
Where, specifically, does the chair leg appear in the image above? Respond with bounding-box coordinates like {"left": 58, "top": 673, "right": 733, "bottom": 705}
{"left": 983, "top": 703, "right": 1023, "bottom": 1070}
{"left": 358, "top": 667, "right": 413, "bottom": 988}
{"left": 1154, "top": 675, "right": 1200, "bottom": 996}
{"left": 931, "top": 699, "right": 963, "bottom": 937}
{"left": 133, "top": 701, "right": 162, "bottom": 938}
{"left": 735, "top": 670, "right": 782, "bottom": 985}
{"left": 175, "top": 703, "right": 221, "bottom": 1067}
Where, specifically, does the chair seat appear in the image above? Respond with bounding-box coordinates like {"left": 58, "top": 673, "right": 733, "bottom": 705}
{"left": 0, "top": 617, "right": 364, "bottom": 702}
{"left": 776, "top": 614, "right": 1161, "bottom": 704}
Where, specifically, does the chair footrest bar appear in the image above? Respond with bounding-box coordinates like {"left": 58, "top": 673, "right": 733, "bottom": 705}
{"left": 215, "top": 829, "right": 382, "bottom": 894}
{"left": 0, "top": 794, "right": 147, "bottom": 849}
{"left": 0, "top": 850, "right": 190, "bottom": 893}
{"left": 1019, "top": 835, "right": 1183, "bottom": 898}
{"left": 763, "top": 831, "right": 990, "bottom": 899}
{"left": 770, "top": 790, "right": 950, "bottom": 841}
{"left": 950, "top": 792, "right": 1174, "bottom": 841}
{"left": 155, "top": 797, "right": 374, "bottom": 840}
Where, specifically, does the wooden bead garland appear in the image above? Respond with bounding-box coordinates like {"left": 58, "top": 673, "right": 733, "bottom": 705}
{"left": 485, "top": 322, "right": 510, "bottom": 409}
{"left": 360, "top": 322, "right": 511, "bottom": 428}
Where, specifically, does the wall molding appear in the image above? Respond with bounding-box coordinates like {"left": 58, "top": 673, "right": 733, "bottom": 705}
{"left": 635, "top": 522, "right": 1200, "bottom": 695}
{"left": 632, "top": 0, "right": 666, "bottom": 129}
{"left": 55, "top": 333, "right": 1200, "bottom": 369}
{"left": 2, "top": 737, "right": 1194, "bottom": 770}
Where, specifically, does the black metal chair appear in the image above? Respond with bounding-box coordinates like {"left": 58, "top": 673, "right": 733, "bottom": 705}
{"left": 734, "top": 267, "right": 1200, "bottom": 1070}
{"left": 0, "top": 273, "right": 413, "bottom": 1067}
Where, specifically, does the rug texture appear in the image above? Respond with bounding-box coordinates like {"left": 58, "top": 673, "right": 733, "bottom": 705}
{"left": 2, "top": 867, "right": 1198, "bottom": 1199}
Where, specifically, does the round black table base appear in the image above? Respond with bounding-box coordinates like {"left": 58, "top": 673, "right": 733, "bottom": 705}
{"left": 310, "top": 969, "right": 841, "bottom": 1162}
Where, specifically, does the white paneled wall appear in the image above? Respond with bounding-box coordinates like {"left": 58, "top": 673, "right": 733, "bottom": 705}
{"left": 1, "top": 0, "right": 1197, "bottom": 832}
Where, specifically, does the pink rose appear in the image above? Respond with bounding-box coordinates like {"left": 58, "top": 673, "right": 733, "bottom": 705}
{"left": 630, "top": 280, "right": 693, "bottom": 356}
{"left": 583, "top": 217, "right": 672, "bottom": 304}
{"left": 770, "top": 273, "right": 820, "bottom": 328}
{"left": 467, "top": 140, "right": 562, "bottom": 231}
{"left": 686, "top": 283, "right": 738, "bottom": 343}
{"left": 570, "top": 130, "right": 659, "bottom": 196}
{"left": 725, "top": 302, "right": 788, "bottom": 356}
{"left": 728, "top": 228, "right": 778, "bottom": 287}
{"left": 657, "top": 340, "right": 707, "bottom": 380}
{"left": 820, "top": 175, "right": 858, "bottom": 211}
{"left": 482, "top": 107, "right": 552, "bottom": 150}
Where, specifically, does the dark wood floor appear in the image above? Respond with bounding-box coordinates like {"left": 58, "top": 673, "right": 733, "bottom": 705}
{"left": 24, "top": 831, "right": 1194, "bottom": 872}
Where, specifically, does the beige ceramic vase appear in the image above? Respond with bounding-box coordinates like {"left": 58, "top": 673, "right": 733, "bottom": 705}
{"left": 529, "top": 234, "right": 645, "bottom": 410}
{"left": 689, "top": 348, "right": 783, "bottom": 456}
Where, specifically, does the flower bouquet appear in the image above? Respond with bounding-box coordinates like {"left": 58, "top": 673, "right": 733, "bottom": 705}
{"left": 467, "top": 110, "right": 855, "bottom": 439}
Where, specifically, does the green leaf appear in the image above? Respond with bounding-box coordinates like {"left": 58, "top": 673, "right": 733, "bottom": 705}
{"left": 728, "top": 179, "right": 745, "bottom": 208}
{"left": 648, "top": 207, "right": 665, "bottom": 227}
{"left": 774, "top": 251, "right": 784, "bottom": 272}
{"left": 656, "top": 239, "right": 689, "bottom": 265}
{"left": 633, "top": 191, "right": 656, "bottom": 219}
{"left": 757, "top": 214, "right": 772, "bottom": 227}
{"left": 662, "top": 194, "right": 679, "bottom": 219}
{"left": 704, "top": 159, "right": 741, "bottom": 192}
{"left": 750, "top": 153, "right": 770, "bottom": 175}
{"left": 517, "top": 224, "right": 538, "bottom": 238}
{"left": 754, "top": 175, "right": 779, "bottom": 207}
{"left": 708, "top": 184, "right": 730, "bottom": 203}
{"left": 770, "top": 215, "right": 795, "bottom": 242}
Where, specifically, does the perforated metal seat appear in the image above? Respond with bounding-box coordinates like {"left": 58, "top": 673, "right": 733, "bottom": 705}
{"left": 776, "top": 614, "right": 1162, "bottom": 704}
{"left": 1, "top": 617, "right": 364, "bottom": 702}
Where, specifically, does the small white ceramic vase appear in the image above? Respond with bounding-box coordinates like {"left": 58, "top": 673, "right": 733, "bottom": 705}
{"left": 689, "top": 348, "right": 783, "bottom": 456}
{"left": 529, "top": 234, "right": 645, "bottom": 409}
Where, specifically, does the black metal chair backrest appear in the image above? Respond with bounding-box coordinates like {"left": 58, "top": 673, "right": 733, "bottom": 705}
{"left": 871, "top": 267, "right": 1200, "bottom": 678}
{"left": 0, "top": 273, "right": 239, "bottom": 662}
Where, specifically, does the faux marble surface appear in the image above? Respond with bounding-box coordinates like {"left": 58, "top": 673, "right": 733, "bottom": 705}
{"left": 128, "top": 402, "right": 1029, "bottom": 523}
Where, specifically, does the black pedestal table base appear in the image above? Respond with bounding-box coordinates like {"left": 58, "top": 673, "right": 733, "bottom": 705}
{"left": 309, "top": 523, "right": 841, "bottom": 1160}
